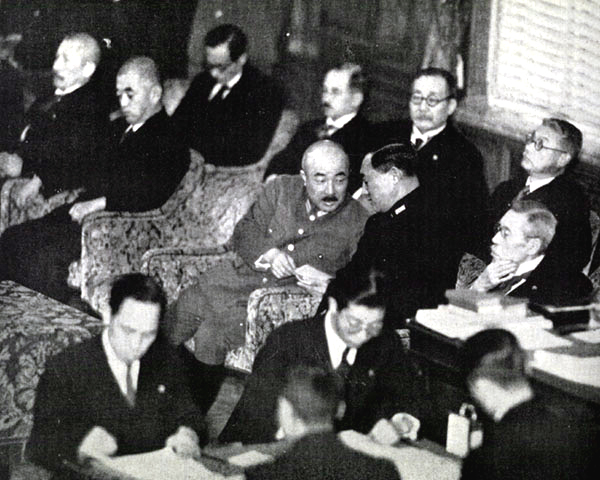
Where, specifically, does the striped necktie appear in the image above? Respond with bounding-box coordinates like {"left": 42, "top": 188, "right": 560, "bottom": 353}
{"left": 125, "top": 364, "right": 136, "bottom": 407}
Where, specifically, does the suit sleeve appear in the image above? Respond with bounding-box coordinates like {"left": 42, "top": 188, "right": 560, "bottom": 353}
{"left": 26, "top": 357, "right": 89, "bottom": 471}
{"left": 232, "top": 180, "right": 281, "bottom": 265}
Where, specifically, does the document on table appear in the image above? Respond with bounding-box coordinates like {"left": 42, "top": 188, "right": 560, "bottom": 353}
{"left": 571, "top": 328, "right": 600, "bottom": 343}
{"left": 339, "top": 430, "right": 461, "bottom": 480}
{"left": 97, "top": 447, "right": 226, "bottom": 480}
{"left": 531, "top": 350, "right": 600, "bottom": 388}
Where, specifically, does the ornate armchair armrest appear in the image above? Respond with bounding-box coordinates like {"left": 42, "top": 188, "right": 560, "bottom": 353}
{"left": 225, "top": 286, "right": 321, "bottom": 373}
{"left": 257, "top": 108, "right": 299, "bottom": 168}
{"left": 455, "top": 252, "right": 487, "bottom": 289}
{"left": 140, "top": 246, "right": 235, "bottom": 302}
{"left": 79, "top": 211, "right": 169, "bottom": 302}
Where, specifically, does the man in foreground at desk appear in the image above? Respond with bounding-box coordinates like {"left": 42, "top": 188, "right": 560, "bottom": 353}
{"left": 27, "top": 274, "right": 206, "bottom": 474}
{"left": 470, "top": 199, "right": 592, "bottom": 307}
{"left": 245, "top": 366, "right": 400, "bottom": 480}
{"left": 219, "top": 270, "right": 424, "bottom": 444}
{"left": 461, "top": 329, "right": 597, "bottom": 480}
{"left": 164, "top": 140, "right": 369, "bottom": 374}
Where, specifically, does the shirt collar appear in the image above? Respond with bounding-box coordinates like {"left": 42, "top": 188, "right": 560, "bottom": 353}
{"left": 54, "top": 82, "right": 85, "bottom": 96}
{"left": 326, "top": 112, "right": 357, "bottom": 130}
{"left": 102, "top": 329, "right": 140, "bottom": 394}
{"left": 526, "top": 176, "right": 555, "bottom": 193}
{"left": 411, "top": 123, "right": 447, "bottom": 146}
{"left": 324, "top": 309, "right": 357, "bottom": 368}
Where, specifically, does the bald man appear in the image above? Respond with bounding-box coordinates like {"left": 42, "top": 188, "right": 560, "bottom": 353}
{"left": 164, "top": 140, "right": 370, "bottom": 385}
{"left": 0, "top": 56, "right": 189, "bottom": 303}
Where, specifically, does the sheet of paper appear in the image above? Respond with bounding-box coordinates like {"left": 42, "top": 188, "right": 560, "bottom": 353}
{"left": 294, "top": 264, "right": 333, "bottom": 283}
{"left": 227, "top": 450, "right": 274, "bottom": 467}
{"left": 98, "top": 447, "right": 225, "bottom": 480}
{"left": 531, "top": 350, "right": 600, "bottom": 388}
{"left": 571, "top": 328, "right": 600, "bottom": 344}
{"left": 339, "top": 430, "right": 460, "bottom": 480}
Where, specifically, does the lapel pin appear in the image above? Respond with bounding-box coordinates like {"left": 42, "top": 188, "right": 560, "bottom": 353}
{"left": 158, "top": 384, "right": 166, "bottom": 394}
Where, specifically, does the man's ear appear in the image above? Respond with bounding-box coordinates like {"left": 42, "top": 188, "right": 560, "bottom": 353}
{"left": 300, "top": 169, "right": 307, "bottom": 186}
{"left": 526, "top": 237, "right": 543, "bottom": 256}
{"left": 82, "top": 61, "right": 96, "bottom": 79}
{"left": 327, "top": 296, "right": 339, "bottom": 315}
{"left": 236, "top": 53, "right": 248, "bottom": 67}
{"left": 101, "top": 308, "right": 111, "bottom": 326}
{"left": 447, "top": 98, "right": 458, "bottom": 116}
{"left": 351, "top": 91, "right": 364, "bottom": 110}
{"left": 556, "top": 152, "right": 572, "bottom": 171}
{"left": 150, "top": 85, "right": 163, "bottom": 104}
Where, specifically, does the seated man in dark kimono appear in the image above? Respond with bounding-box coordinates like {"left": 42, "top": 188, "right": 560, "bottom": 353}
{"left": 0, "top": 56, "right": 189, "bottom": 303}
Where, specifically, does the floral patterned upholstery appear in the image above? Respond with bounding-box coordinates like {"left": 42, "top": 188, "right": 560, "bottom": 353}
{"left": 455, "top": 252, "right": 487, "bottom": 289}
{"left": 77, "top": 109, "right": 299, "bottom": 311}
{"left": 0, "top": 177, "right": 82, "bottom": 234}
{"left": 0, "top": 281, "right": 102, "bottom": 469}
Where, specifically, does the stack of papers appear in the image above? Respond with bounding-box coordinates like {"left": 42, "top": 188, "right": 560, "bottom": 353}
{"left": 415, "top": 306, "right": 571, "bottom": 350}
{"left": 531, "top": 350, "right": 600, "bottom": 388}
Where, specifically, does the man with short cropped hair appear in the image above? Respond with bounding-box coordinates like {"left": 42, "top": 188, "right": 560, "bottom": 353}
{"left": 245, "top": 366, "right": 400, "bottom": 480}
{"left": 173, "top": 24, "right": 285, "bottom": 166}
{"left": 470, "top": 200, "right": 592, "bottom": 307}
{"left": 164, "top": 140, "right": 370, "bottom": 406}
{"left": 461, "top": 329, "right": 597, "bottom": 480}
{"left": 489, "top": 118, "right": 591, "bottom": 272}
{"left": 265, "top": 63, "right": 372, "bottom": 192}
{"left": 27, "top": 274, "right": 206, "bottom": 476}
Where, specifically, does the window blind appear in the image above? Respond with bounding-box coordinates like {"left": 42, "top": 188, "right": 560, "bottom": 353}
{"left": 488, "top": 0, "right": 600, "bottom": 149}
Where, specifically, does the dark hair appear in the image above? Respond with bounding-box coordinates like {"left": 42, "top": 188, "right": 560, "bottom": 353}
{"left": 462, "top": 329, "right": 527, "bottom": 388}
{"left": 542, "top": 117, "right": 583, "bottom": 162}
{"left": 369, "top": 143, "right": 417, "bottom": 176}
{"left": 412, "top": 67, "right": 457, "bottom": 99}
{"left": 109, "top": 273, "right": 167, "bottom": 319}
{"left": 328, "top": 268, "right": 386, "bottom": 311}
{"left": 204, "top": 24, "right": 247, "bottom": 61}
{"left": 282, "top": 366, "right": 344, "bottom": 424}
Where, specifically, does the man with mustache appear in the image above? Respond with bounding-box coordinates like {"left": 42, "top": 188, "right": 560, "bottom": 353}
{"left": 489, "top": 118, "right": 591, "bottom": 272}
{"left": 0, "top": 33, "right": 111, "bottom": 203}
{"left": 375, "top": 68, "right": 489, "bottom": 281}
{"left": 163, "top": 140, "right": 370, "bottom": 401}
{"left": 264, "top": 63, "right": 372, "bottom": 193}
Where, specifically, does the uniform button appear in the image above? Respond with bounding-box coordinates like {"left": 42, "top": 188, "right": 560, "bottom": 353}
{"left": 317, "top": 254, "right": 323, "bottom": 259}
{"left": 287, "top": 244, "right": 295, "bottom": 252}
{"left": 298, "top": 228, "right": 304, "bottom": 235}
{"left": 262, "top": 277, "right": 268, "bottom": 283}
{"left": 432, "top": 154, "right": 439, "bottom": 161}
{"left": 309, "top": 215, "right": 316, "bottom": 221}
{"left": 215, "top": 9, "right": 223, "bottom": 18}
{"left": 268, "top": 228, "right": 273, "bottom": 233}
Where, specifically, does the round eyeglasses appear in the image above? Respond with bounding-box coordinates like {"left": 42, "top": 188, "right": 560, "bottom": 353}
{"left": 525, "top": 132, "right": 568, "bottom": 153}
{"left": 409, "top": 93, "right": 452, "bottom": 107}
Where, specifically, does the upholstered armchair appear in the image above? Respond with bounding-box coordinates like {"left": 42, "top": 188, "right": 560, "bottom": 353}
{"left": 77, "top": 109, "right": 299, "bottom": 309}
{"left": 0, "top": 177, "right": 82, "bottom": 234}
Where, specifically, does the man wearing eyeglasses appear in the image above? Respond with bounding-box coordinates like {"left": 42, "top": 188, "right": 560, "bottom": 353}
{"left": 470, "top": 200, "right": 591, "bottom": 306}
{"left": 219, "top": 269, "right": 424, "bottom": 445}
{"left": 489, "top": 118, "right": 591, "bottom": 272}
{"left": 172, "top": 24, "right": 285, "bottom": 166}
{"left": 375, "top": 68, "right": 489, "bottom": 283}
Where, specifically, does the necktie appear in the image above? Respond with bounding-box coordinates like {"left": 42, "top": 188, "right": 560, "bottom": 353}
{"left": 210, "top": 84, "right": 230, "bottom": 102}
{"left": 413, "top": 138, "right": 424, "bottom": 150}
{"left": 125, "top": 364, "right": 136, "bottom": 407}
{"left": 336, "top": 346, "right": 352, "bottom": 379}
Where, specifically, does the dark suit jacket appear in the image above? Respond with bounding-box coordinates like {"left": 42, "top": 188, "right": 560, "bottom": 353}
{"left": 219, "top": 313, "right": 424, "bottom": 444}
{"left": 490, "top": 175, "right": 591, "bottom": 272}
{"left": 26, "top": 334, "right": 206, "bottom": 473}
{"left": 245, "top": 431, "right": 400, "bottom": 480}
{"left": 264, "top": 114, "right": 373, "bottom": 192}
{"left": 373, "top": 119, "right": 489, "bottom": 258}
{"left": 19, "top": 79, "right": 111, "bottom": 197}
{"left": 327, "top": 187, "right": 456, "bottom": 328}
{"left": 172, "top": 64, "right": 285, "bottom": 166}
{"left": 96, "top": 109, "right": 190, "bottom": 211}
{"left": 461, "top": 399, "right": 598, "bottom": 480}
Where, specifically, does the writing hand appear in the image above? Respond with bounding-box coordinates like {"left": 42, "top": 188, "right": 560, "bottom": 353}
{"left": 165, "top": 426, "right": 201, "bottom": 459}
{"left": 77, "top": 426, "right": 118, "bottom": 461}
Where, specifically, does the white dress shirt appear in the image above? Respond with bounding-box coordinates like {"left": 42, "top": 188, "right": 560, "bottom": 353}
{"left": 102, "top": 329, "right": 140, "bottom": 396}
{"left": 208, "top": 70, "right": 243, "bottom": 101}
{"left": 324, "top": 309, "right": 357, "bottom": 368}
{"left": 410, "top": 123, "right": 447, "bottom": 147}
